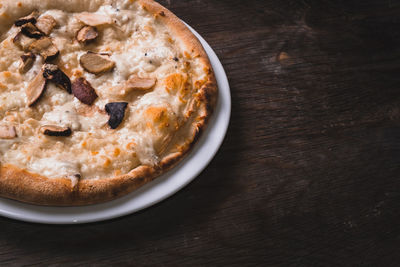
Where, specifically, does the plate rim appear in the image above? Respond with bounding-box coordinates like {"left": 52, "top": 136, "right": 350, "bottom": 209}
{"left": 0, "top": 23, "right": 231, "bottom": 224}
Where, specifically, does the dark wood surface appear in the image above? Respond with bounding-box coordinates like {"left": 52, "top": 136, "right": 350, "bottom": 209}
{"left": 1, "top": 0, "right": 400, "bottom": 265}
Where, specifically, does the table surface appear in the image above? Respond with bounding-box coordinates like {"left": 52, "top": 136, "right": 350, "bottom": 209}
{"left": 1, "top": 0, "right": 400, "bottom": 266}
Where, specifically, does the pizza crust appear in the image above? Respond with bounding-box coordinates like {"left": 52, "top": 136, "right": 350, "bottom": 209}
{"left": 0, "top": 0, "right": 217, "bottom": 205}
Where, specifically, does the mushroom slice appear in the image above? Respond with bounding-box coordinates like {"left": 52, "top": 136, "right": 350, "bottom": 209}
{"left": 29, "top": 37, "right": 59, "bottom": 61}
{"left": 26, "top": 70, "right": 47, "bottom": 106}
{"left": 21, "top": 22, "right": 43, "bottom": 39}
{"left": 0, "top": 125, "right": 17, "bottom": 139}
{"left": 43, "top": 64, "right": 72, "bottom": 93}
{"left": 76, "top": 26, "right": 98, "bottom": 43}
{"left": 35, "top": 15, "right": 57, "bottom": 36}
{"left": 19, "top": 52, "right": 36, "bottom": 74}
{"left": 14, "top": 11, "right": 39, "bottom": 26}
{"left": 105, "top": 102, "right": 128, "bottom": 129}
{"left": 76, "top": 12, "right": 112, "bottom": 26}
{"left": 40, "top": 125, "right": 72, "bottom": 137}
{"left": 13, "top": 32, "right": 36, "bottom": 51}
{"left": 80, "top": 52, "right": 115, "bottom": 75}
{"left": 72, "top": 78, "right": 98, "bottom": 105}
{"left": 125, "top": 77, "right": 157, "bottom": 91}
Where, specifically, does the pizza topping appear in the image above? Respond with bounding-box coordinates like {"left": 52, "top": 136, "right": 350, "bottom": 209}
{"left": 40, "top": 125, "right": 72, "bottom": 137}
{"left": 0, "top": 2, "right": 215, "bottom": 186}
{"left": 125, "top": 77, "right": 157, "bottom": 91}
{"left": 76, "top": 26, "right": 98, "bottom": 43}
{"left": 79, "top": 52, "right": 115, "bottom": 75}
{"left": 105, "top": 102, "right": 128, "bottom": 129}
{"left": 35, "top": 15, "right": 57, "bottom": 36}
{"left": 29, "top": 37, "right": 59, "bottom": 61}
{"left": 12, "top": 31, "right": 35, "bottom": 51}
{"left": 18, "top": 52, "right": 36, "bottom": 74}
{"left": 72, "top": 78, "right": 98, "bottom": 105}
{"left": 104, "top": 77, "right": 157, "bottom": 99}
{"left": 42, "top": 64, "right": 72, "bottom": 93}
{"left": 14, "top": 11, "right": 39, "bottom": 27}
{"left": 0, "top": 125, "right": 17, "bottom": 139}
{"left": 21, "top": 23, "right": 43, "bottom": 39}
{"left": 76, "top": 12, "right": 113, "bottom": 26}
{"left": 26, "top": 70, "right": 48, "bottom": 106}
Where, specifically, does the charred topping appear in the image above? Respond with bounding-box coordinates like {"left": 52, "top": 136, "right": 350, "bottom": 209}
{"left": 14, "top": 11, "right": 39, "bottom": 27}
{"left": 26, "top": 70, "right": 48, "bottom": 106}
{"left": 71, "top": 78, "right": 98, "bottom": 105}
{"left": 35, "top": 15, "right": 57, "bottom": 36}
{"left": 173, "top": 57, "right": 179, "bottom": 62}
{"left": 21, "top": 22, "right": 43, "bottom": 39}
{"left": 76, "top": 26, "right": 98, "bottom": 43}
{"left": 79, "top": 51, "right": 115, "bottom": 75}
{"left": 19, "top": 52, "right": 36, "bottom": 74}
{"left": 42, "top": 64, "right": 72, "bottom": 93}
{"left": 40, "top": 125, "right": 72, "bottom": 137}
{"left": 0, "top": 125, "right": 17, "bottom": 139}
{"left": 105, "top": 102, "right": 128, "bottom": 129}
{"left": 29, "top": 37, "right": 59, "bottom": 61}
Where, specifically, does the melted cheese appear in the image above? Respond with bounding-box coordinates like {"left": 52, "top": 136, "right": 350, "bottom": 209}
{"left": 29, "top": 157, "right": 80, "bottom": 184}
{"left": 0, "top": 1, "right": 207, "bottom": 179}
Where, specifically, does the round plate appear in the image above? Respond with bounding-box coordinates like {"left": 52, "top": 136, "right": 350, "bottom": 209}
{"left": 0, "top": 23, "right": 231, "bottom": 224}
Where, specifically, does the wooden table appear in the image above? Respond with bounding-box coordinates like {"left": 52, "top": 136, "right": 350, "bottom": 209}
{"left": 1, "top": 0, "right": 400, "bottom": 265}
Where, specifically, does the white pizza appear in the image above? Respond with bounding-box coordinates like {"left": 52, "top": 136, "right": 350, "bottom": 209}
{"left": 0, "top": 0, "right": 217, "bottom": 205}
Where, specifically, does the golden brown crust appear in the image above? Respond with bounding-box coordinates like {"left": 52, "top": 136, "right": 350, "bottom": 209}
{"left": 0, "top": 164, "right": 75, "bottom": 204}
{"left": 0, "top": 0, "right": 218, "bottom": 206}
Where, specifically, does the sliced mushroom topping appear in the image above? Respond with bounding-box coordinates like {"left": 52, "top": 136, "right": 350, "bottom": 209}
{"left": 40, "top": 125, "right": 72, "bottom": 137}
{"left": 104, "top": 77, "right": 157, "bottom": 99}
{"left": 13, "top": 31, "right": 36, "bottom": 51}
{"left": 76, "top": 26, "right": 98, "bottom": 43}
{"left": 14, "top": 11, "right": 39, "bottom": 26}
{"left": 72, "top": 78, "right": 98, "bottom": 105}
{"left": 105, "top": 102, "right": 128, "bottom": 129}
{"left": 42, "top": 64, "right": 72, "bottom": 93}
{"left": 19, "top": 52, "right": 36, "bottom": 74}
{"left": 21, "top": 22, "right": 43, "bottom": 39}
{"left": 125, "top": 77, "right": 157, "bottom": 91}
{"left": 0, "top": 125, "right": 17, "bottom": 139}
{"left": 76, "top": 12, "right": 112, "bottom": 26}
{"left": 29, "top": 37, "right": 59, "bottom": 61}
{"left": 35, "top": 15, "right": 57, "bottom": 36}
{"left": 80, "top": 52, "right": 115, "bottom": 75}
{"left": 26, "top": 70, "right": 47, "bottom": 106}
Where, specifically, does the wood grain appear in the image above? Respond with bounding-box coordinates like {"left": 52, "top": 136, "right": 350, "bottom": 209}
{"left": 1, "top": 0, "right": 400, "bottom": 266}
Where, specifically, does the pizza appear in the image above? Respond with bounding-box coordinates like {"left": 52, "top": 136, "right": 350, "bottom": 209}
{"left": 0, "top": 0, "right": 217, "bottom": 205}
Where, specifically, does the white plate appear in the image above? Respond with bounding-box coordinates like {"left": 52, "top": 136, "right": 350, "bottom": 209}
{"left": 0, "top": 23, "right": 231, "bottom": 224}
